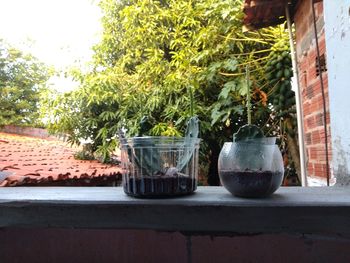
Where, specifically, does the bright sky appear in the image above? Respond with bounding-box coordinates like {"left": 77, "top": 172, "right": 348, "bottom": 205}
{"left": 0, "top": 0, "right": 102, "bottom": 92}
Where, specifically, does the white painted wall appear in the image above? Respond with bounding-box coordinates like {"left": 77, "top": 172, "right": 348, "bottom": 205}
{"left": 324, "top": 0, "right": 350, "bottom": 184}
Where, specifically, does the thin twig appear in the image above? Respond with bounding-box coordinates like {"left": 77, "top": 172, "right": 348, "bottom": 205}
{"left": 229, "top": 49, "right": 271, "bottom": 56}
{"left": 219, "top": 67, "right": 261, "bottom": 77}
{"left": 219, "top": 35, "right": 270, "bottom": 44}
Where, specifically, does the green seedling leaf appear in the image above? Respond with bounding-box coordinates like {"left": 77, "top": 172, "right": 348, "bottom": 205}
{"left": 176, "top": 116, "right": 199, "bottom": 171}
{"left": 138, "top": 116, "right": 153, "bottom": 136}
{"left": 233, "top": 124, "right": 264, "bottom": 142}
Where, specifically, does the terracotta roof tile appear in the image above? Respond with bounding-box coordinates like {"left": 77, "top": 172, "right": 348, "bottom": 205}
{"left": 0, "top": 132, "right": 122, "bottom": 186}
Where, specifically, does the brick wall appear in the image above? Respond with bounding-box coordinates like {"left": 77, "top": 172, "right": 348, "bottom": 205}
{"left": 2, "top": 228, "right": 350, "bottom": 263}
{"left": 0, "top": 125, "right": 50, "bottom": 138}
{"left": 0, "top": 125, "right": 63, "bottom": 140}
{"left": 294, "top": 0, "right": 332, "bottom": 184}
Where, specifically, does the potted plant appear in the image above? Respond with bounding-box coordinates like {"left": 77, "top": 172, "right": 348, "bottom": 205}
{"left": 218, "top": 67, "right": 284, "bottom": 197}
{"left": 119, "top": 88, "right": 201, "bottom": 198}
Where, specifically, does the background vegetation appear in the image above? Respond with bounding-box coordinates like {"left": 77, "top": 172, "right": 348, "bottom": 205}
{"left": 0, "top": 0, "right": 299, "bottom": 185}
{"left": 0, "top": 39, "right": 51, "bottom": 127}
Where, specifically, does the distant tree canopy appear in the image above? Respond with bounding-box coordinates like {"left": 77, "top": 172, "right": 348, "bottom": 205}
{"left": 46, "top": 0, "right": 299, "bottom": 184}
{"left": 0, "top": 39, "right": 51, "bottom": 127}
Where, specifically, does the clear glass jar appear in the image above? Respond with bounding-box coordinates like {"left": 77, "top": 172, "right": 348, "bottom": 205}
{"left": 218, "top": 138, "right": 284, "bottom": 197}
{"left": 120, "top": 136, "right": 200, "bottom": 197}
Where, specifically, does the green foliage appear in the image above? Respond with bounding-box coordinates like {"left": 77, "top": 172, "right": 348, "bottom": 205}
{"left": 265, "top": 38, "right": 296, "bottom": 117}
{"left": 0, "top": 39, "right": 51, "bottom": 127}
{"left": 46, "top": 0, "right": 297, "bottom": 180}
{"left": 43, "top": 84, "right": 120, "bottom": 163}
{"left": 151, "top": 123, "right": 182, "bottom": 137}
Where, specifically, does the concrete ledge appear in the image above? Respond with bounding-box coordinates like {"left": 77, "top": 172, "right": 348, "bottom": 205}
{"left": 1, "top": 186, "right": 350, "bottom": 237}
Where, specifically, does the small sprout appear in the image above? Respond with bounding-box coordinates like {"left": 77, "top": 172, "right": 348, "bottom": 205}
{"left": 233, "top": 66, "right": 264, "bottom": 142}
{"left": 233, "top": 124, "right": 264, "bottom": 142}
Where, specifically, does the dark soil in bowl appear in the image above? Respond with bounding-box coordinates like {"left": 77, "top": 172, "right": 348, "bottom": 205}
{"left": 219, "top": 170, "right": 283, "bottom": 198}
{"left": 124, "top": 175, "right": 197, "bottom": 198}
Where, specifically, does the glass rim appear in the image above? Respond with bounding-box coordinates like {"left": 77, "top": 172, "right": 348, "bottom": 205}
{"left": 121, "top": 136, "right": 201, "bottom": 147}
{"left": 225, "top": 137, "right": 277, "bottom": 145}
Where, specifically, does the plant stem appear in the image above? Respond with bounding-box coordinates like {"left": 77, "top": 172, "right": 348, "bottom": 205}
{"left": 219, "top": 67, "right": 261, "bottom": 77}
{"left": 189, "top": 85, "right": 194, "bottom": 117}
{"left": 246, "top": 65, "right": 252, "bottom": 125}
{"left": 228, "top": 48, "right": 271, "bottom": 56}
{"left": 219, "top": 35, "right": 270, "bottom": 44}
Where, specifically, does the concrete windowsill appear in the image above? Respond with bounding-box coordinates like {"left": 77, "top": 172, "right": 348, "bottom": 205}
{"left": 1, "top": 186, "right": 350, "bottom": 236}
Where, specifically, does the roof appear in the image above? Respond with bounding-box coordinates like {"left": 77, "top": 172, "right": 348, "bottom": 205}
{"left": 243, "top": 0, "right": 299, "bottom": 30}
{"left": 0, "top": 132, "right": 122, "bottom": 186}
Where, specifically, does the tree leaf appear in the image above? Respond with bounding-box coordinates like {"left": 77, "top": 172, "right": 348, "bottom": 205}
{"left": 223, "top": 58, "right": 238, "bottom": 71}
{"left": 218, "top": 81, "right": 236, "bottom": 100}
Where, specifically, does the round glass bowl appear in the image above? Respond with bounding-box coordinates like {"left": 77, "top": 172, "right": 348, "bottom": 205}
{"left": 218, "top": 138, "right": 284, "bottom": 198}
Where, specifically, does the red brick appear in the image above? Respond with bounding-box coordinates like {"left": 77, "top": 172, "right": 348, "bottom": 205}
{"left": 309, "top": 147, "right": 318, "bottom": 160}
{"left": 312, "top": 82, "right": 321, "bottom": 95}
{"left": 294, "top": 0, "right": 331, "bottom": 180}
{"left": 315, "top": 113, "right": 324, "bottom": 127}
{"left": 305, "top": 132, "right": 312, "bottom": 145}
{"left": 316, "top": 97, "right": 325, "bottom": 109}
{"left": 314, "top": 94, "right": 330, "bottom": 110}
{"left": 303, "top": 121, "right": 308, "bottom": 132}
{"left": 306, "top": 85, "right": 314, "bottom": 99}
{"left": 327, "top": 146, "right": 332, "bottom": 160}
{"left": 314, "top": 163, "right": 325, "bottom": 178}
{"left": 319, "top": 41, "right": 326, "bottom": 56}
{"left": 309, "top": 102, "right": 321, "bottom": 113}
{"left": 309, "top": 100, "right": 319, "bottom": 113}
{"left": 295, "top": 15, "right": 309, "bottom": 40}
{"left": 326, "top": 112, "right": 330, "bottom": 124}
{"left": 322, "top": 74, "right": 328, "bottom": 87}
{"left": 295, "top": 0, "right": 312, "bottom": 40}
{"left": 299, "top": 71, "right": 308, "bottom": 88}
{"left": 307, "top": 48, "right": 316, "bottom": 65}
{"left": 303, "top": 102, "right": 311, "bottom": 116}
{"left": 317, "top": 99, "right": 329, "bottom": 113}
{"left": 306, "top": 116, "right": 315, "bottom": 130}
{"left": 298, "top": 56, "right": 308, "bottom": 70}
{"left": 307, "top": 67, "right": 317, "bottom": 83}
{"left": 296, "top": 20, "right": 309, "bottom": 42}
{"left": 301, "top": 88, "right": 307, "bottom": 98}
{"left": 311, "top": 130, "right": 321, "bottom": 144}
{"left": 317, "top": 151, "right": 330, "bottom": 163}
{"left": 319, "top": 128, "right": 331, "bottom": 141}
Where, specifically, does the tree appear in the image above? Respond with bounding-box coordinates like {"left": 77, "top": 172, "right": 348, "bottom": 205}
{"left": 47, "top": 0, "right": 299, "bottom": 184}
{"left": 0, "top": 39, "right": 51, "bottom": 127}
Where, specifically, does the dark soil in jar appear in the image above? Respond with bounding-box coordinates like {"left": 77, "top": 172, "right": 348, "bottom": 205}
{"left": 219, "top": 170, "right": 283, "bottom": 198}
{"left": 124, "top": 175, "right": 197, "bottom": 198}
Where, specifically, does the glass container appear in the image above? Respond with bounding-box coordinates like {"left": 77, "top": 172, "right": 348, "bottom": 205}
{"left": 120, "top": 136, "right": 200, "bottom": 197}
{"left": 218, "top": 138, "right": 284, "bottom": 197}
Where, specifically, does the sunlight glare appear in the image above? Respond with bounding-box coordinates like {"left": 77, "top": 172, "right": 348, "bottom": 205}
{"left": 0, "top": 0, "right": 102, "bottom": 92}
